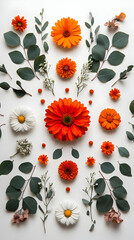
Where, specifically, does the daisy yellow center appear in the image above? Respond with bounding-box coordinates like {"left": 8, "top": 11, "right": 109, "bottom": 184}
{"left": 64, "top": 210, "right": 72, "bottom": 218}
{"left": 63, "top": 115, "right": 72, "bottom": 125}
{"left": 63, "top": 65, "right": 70, "bottom": 71}
{"left": 17, "top": 22, "right": 22, "bottom": 26}
{"left": 107, "top": 115, "right": 113, "bottom": 123}
{"left": 63, "top": 30, "right": 70, "bottom": 37}
{"left": 18, "top": 115, "right": 25, "bottom": 123}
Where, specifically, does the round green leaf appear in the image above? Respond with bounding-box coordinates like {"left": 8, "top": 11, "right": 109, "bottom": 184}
{"left": 97, "top": 34, "right": 110, "bottom": 49}
{"left": 10, "top": 175, "right": 25, "bottom": 189}
{"left": 126, "top": 131, "right": 134, "bottom": 141}
{"left": 53, "top": 148, "right": 62, "bottom": 159}
{"left": 23, "top": 196, "right": 37, "bottom": 214}
{"left": 109, "top": 176, "right": 123, "bottom": 188}
{"left": 118, "top": 147, "right": 130, "bottom": 158}
{"left": 98, "top": 68, "right": 116, "bottom": 82}
{"left": 0, "top": 160, "right": 13, "bottom": 175}
{"left": 23, "top": 33, "right": 36, "bottom": 49}
{"left": 17, "top": 67, "right": 35, "bottom": 80}
{"left": 30, "top": 177, "right": 41, "bottom": 194}
{"left": 13, "top": 89, "right": 26, "bottom": 98}
{"left": 27, "top": 45, "right": 40, "bottom": 60}
{"left": 108, "top": 51, "right": 125, "bottom": 66}
{"left": 100, "top": 162, "right": 115, "bottom": 174}
{"left": 72, "top": 148, "right": 79, "bottom": 159}
{"left": 94, "top": 178, "right": 106, "bottom": 195}
{"left": 9, "top": 51, "right": 25, "bottom": 64}
{"left": 90, "top": 60, "right": 100, "bottom": 72}
{"left": 116, "top": 199, "right": 130, "bottom": 212}
{"left": 6, "top": 185, "right": 21, "bottom": 199}
{"left": 113, "top": 186, "right": 127, "bottom": 199}
{"left": 0, "top": 82, "right": 10, "bottom": 90}
{"left": 119, "top": 163, "right": 132, "bottom": 177}
{"left": 112, "top": 31, "right": 129, "bottom": 49}
{"left": 92, "top": 44, "right": 106, "bottom": 61}
{"left": 34, "top": 55, "right": 46, "bottom": 72}
{"left": 6, "top": 199, "right": 19, "bottom": 212}
{"left": 96, "top": 194, "right": 113, "bottom": 213}
{"left": 129, "top": 100, "right": 134, "bottom": 114}
{"left": 4, "top": 31, "right": 20, "bottom": 47}
{"left": 19, "top": 162, "right": 33, "bottom": 173}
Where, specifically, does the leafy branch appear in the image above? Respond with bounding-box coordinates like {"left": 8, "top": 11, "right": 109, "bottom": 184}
{"left": 0, "top": 64, "right": 12, "bottom": 79}
{"left": 0, "top": 81, "right": 32, "bottom": 97}
{"left": 111, "top": 65, "right": 134, "bottom": 87}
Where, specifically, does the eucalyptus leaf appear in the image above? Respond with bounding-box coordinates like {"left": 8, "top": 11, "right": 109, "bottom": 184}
{"left": 13, "top": 89, "right": 26, "bottom": 98}
{"left": 0, "top": 82, "right": 10, "bottom": 90}
{"left": 42, "top": 21, "right": 49, "bottom": 31}
{"left": 9, "top": 51, "right": 25, "bottom": 64}
{"left": 86, "top": 40, "right": 90, "bottom": 48}
{"left": 35, "top": 24, "right": 42, "bottom": 34}
{"left": 27, "top": 45, "right": 40, "bottom": 60}
{"left": 113, "top": 186, "right": 127, "bottom": 199}
{"left": 0, "top": 128, "right": 2, "bottom": 138}
{"left": 36, "top": 193, "right": 42, "bottom": 201}
{"left": 23, "top": 33, "right": 36, "bottom": 49}
{"left": 91, "top": 17, "right": 94, "bottom": 25}
{"left": 4, "top": 31, "right": 20, "bottom": 47}
{"left": 97, "top": 34, "right": 110, "bottom": 49}
{"left": 6, "top": 185, "right": 21, "bottom": 199}
{"left": 112, "top": 32, "right": 129, "bottom": 49}
{"left": 127, "top": 65, "right": 133, "bottom": 72}
{"left": 89, "top": 224, "right": 95, "bottom": 232}
{"left": 95, "top": 25, "right": 100, "bottom": 35}
{"left": 116, "top": 199, "right": 130, "bottom": 212}
{"left": 118, "top": 147, "right": 130, "bottom": 158}
{"left": 6, "top": 199, "right": 19, "bottom": 212}
{"left": 34, "top": 54, "right": 46, "bottom": 72}
{"left": 0, "top": 64, "right": 7, "bottom": 73}
{"left": 90, "top": 60, "right": 100, "bottom": 72}
{"left": 43, "top": 41, "right": 49, "bottom": 53}
{"left": 0, "top": 160, "right": 13, "bottom": 175}
{"left": 98, "top": 68, "right": 116, "bottom": 82}
{"left": 53, "top": 148, "right": 62, "bottom": 159}
{"left": 85, "top": 22, "right": 91, "bottom": 29}
{"left": 100, "top": 162, "right": 115, "bottom": 174}
{"left": 42, "top": 33, "right": 48, "bottom": 40}
{"left": 30, "top": 177, "right": 41, "bottom": 195}
{"left": 129, "top": 100, "right": 134, "bottom": 114}
{"left": 23, "top": 196, "right": 37, "bottom": 214}
{"left": 10, "top": 175, "right": 25, "bottom": 189}
{"left": 126, "top": 131, "right": 134, "bottom": 141}
{"left": 96, "top": 194, "right": 113, "bottom": 213}
{"left": 35, "top": 17, "right": 41, "bottom": 25}
{"left": 108, "top": 51, "right": 125, "bottom": 66}
{"left": 92, "top": 44, "right": 106, "bottom": 61}
{"left": 17, "top": 67, "right": 35, "bottom": 80}
{"left": 19, "top": 162, "right": 33, "bottom": 173}
{"left": 94, "top": 178, "right": 106, "bottom": 195}
{"left": 72, "top": 148, "right": 79, "bottom": 159}
{"left": 47, "top": 190, "right": 52, "bottom": 198}
{"left": 109, "top": 176, "right": 123, "bottom": 188}
{"left": 119, "top": 163, "right": 132, "bottom": 177}
{"left": 82, "top": 199, "right": 90, "bottom": 205}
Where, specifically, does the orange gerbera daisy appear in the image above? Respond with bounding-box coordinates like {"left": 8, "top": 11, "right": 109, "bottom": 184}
{"left": 44, "top": 98, "right": 90, "bottom": 141}
{"left": 56, "top": 58, "right": 76, "bottom": 79}
{"left": 51, "top": 17, "right": 82, "bottom": 48}
{"left": 86, "top": 157, "right": 95, "bottom": 166}
{"left": 99, "top": 108, "right": 121, "bottom": 130}
{"left": 115, "top": 12, "right": 126, "bottom": 21}
{"left": 109, "top": 88, "right": 121, "bottom": 100}
{"left": 58, "top": 160, "right": 78, "bottom": 181}
{"left": 101, "top": 141, "right": 114, "bottom": 155}
{"left": 11, "top": 15, "right": 27, "bottom": 32}
{"left": 38, "top": 154, "right": 48, "bottom": 165}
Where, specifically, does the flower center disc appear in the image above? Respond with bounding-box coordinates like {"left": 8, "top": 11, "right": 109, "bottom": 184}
{"left": 107, "top": 115, "right": 113, "bottom": 123}
{"left": 18, "top": 115, "right": 25, "bottom": 123}
{"left": 63, "top": 30, "right": 70, "bottom": 37}
{"left": 64, "top": 210, "right": 72, "bottom": 218}
{"left": 63, "top": 115, "right": 72, "bottom": 125}
{"left": 17, "top": 22, "right": 22, "bottom": 26}
{"left": 63, "top": 65, "right": 69, "bottom": 71}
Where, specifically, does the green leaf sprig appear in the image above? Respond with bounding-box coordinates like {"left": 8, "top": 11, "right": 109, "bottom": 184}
{"left": 111, "top": 65, "right": 134, "bottom": 87}
{"left": 0, "top": 81, "right": 32, "bottom": 97}
{"left": 0, "top": 64, "right": 12, "bottom": 79}
{"left": 0, "top": 103, "right": 5, "bottom": 138}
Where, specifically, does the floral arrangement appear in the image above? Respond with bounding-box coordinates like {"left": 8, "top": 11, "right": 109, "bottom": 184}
{"left": 0, "top": 8, "right": 134, "bottom": 237}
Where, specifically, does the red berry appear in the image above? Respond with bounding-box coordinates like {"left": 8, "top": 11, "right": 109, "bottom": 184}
{"left": 89, "top": 89, "right": 94, "bottom": 95}
{"left": 65, "top": 88, "right": 69, "bottom": 93}
{"left": 42, "top": 143, "right": 46, "bottom": 148}
{"left": 38, "top": 88, "right": 42, "bottom": 94}
{"left": 89, "top": 100, "right": 92, "bottom": 105}
{"left": 41, "top": 99, "right": 45, "bottom": 104}
{"left": 66, "top": 187, "right": 70, "bottom": 192}
{"left": 89, "top": 141, "right": 93, "bottom": 146}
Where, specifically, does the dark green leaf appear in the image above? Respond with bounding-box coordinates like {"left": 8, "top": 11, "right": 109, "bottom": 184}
{"left": 36, "top": 193, "right": 42, "bottom": 201}
{"left": 92, "top": 44, "right": 106, "bottom": 61}
{"left": 10, "top": 176, "right": 25, "bottom": 189}
{"left": 98, "top": 68, "right": 116, "bottom": 82}
{"left": 0, "top": 64, "right": 7, "bottom": 73}
{"left": 86, "top": 40, "right": 90, "bottom": 48}
{"left": 23, "top": 33, "right": 36, "bottom": 49}
{"left": 13, "top": 89, "right": 26, "bottom": 97}
{"left": 86, "top": 210, "right": 89, "bottom": 215}
{"left": 39, "top": 205, "right": 44, "bottom": 214}
{"left": 97, "top": 34, "right": 110, "bottom": 50}
{"left": 30, "top": 177, "right": 41, "bottom": 194}
{"left": 47, "top": 190, "right": 52, "bottom": 198}
{"left": 82, "top": 199, "right": 90, "bottom": 205}
{"left": 116, "top": 199, "right": 130, "bottom": 211}
{"left": 42, "top": 33, "right": 48, "bottom": 40}
{"left": 90, "top": 60, "right": 100, "bottom": 72}
{"left": 92, "top": 194, "right": 100, "bottom": 200}
{"left": 126, "top": 131, "right": 134, "bottom": 141}
{"left": 0, "top": 82, "right": 10, "bottom": 90}
{"left": 0, "top": 128, "right": 2, "bottom": 138}
{"left": 112, "top": 31, "right": 129, "bottom": 49}
{"left": 129, "top": 100, "right": 134, "bottom": 114}
{"left": 72, "top": 148, "right": 79, "bottom": 159}
{"left": 89, "top": 224, "right": 95, "bottom": 232}
{"left": 34, "top": 54, "right": 46, "bottom": 72}
{"left": 113, "top": 186, "right": 127, "bottom": 199}
{"left": 9, "top": 51, "right": 25, "bottom": 64}
{"left": 35, "top": 24, "right": 42, "bottom": 33}
{"left": 17, "top": 67, "right": 35, "bottom": 80}
{"left": 94, "top": 178, "right": 106, "bottom": 195}
{"left": 95, "top": 25, "right": 100, "bottom": 35}
{"left": 91, "top": 17, "right": 94, "bottom": 25}
{"left": 19, "top": 162, "right": 33, "bottom": 173}
{"left": 119, "top": 163, "right": 132, "bottom": 177}
{"left": 109, "top": 176, "right": 123, "bottom": 188}
{"left": 96, "top": 194, "right": 113, "bottom": 213}
{"left": 4, "top": 31, "right": 20, "bottom": 47}
{"left": 42, "top": 21, "right": 49, "bottom": 31}
{"left": 27, "top": 45, "right": 40, "bottom": 60}
{"left": 23, "top": 196, "right": 37, "bottom": 214}
{"left": 127, "top": 65, "right": 133, "bottom": 72}
{"left": 100, "top": 162, "right": 115, "bottom": 174}
{"left": 85, "top": 22, "right": 91, "bottom": 29}
{"left": 0, "top": 160, "right": 13, "bottom": 175}
{"left": 53, "top": 148, "right": 62, "bottom": 159}
{"left": 120, "top": 70, "right": 127, "bottom": 79}
{"left": 6, "top": 199, "right": 19, "bottom": 212}
{"left": 43, "top": 41, "right": 49, "bottom": 53}
{"left": 6, "top": 185, "right": 21, "bottom": 199}
{"left": 89, "top": 12, "right": 92, "bottom": 18}
{"left": 35, "top": 17, "right": 41, "bottom": 25}
{"left": 16, "top": 80, "right": 22, "bottom": 88}
{"left": 108, "top": 51, "right": 125, "bottom": 66}
{"left": 118, "top": 147, "right": 130, "bottom": 158}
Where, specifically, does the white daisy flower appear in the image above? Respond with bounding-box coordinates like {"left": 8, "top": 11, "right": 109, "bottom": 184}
{"left": 55, "top": 200, "right": 80, "bottom": 226}
{"left": 9, "top": 107, "right": 36, "bottom": 132}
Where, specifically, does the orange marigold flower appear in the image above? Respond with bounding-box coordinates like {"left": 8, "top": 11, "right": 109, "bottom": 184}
{"left": 58, "top": 160, "right": 78, "bottom": 181}
{"left": 65, "top": 88, "right": 69, "bottom": 93}
{"left": 38, "top": 154, "right": 48, "bottom": 165}
{"left": 115, "top": 12, "right": 126, "bottom": 21}
{"left": 109, "top": 88, "right": 121, "bottom": 100}
{"left": 89, "top": 141, "right": 93, "bottom": 146}
{"left": 44, "top": 98, "right": 90, "bottom": 141}
{"left": 51, "top": 17, "right": 82, "bottom": 48}
{"left": 56, "top": 58, "right": 76, "bottom": 79}
{"left": 89, "top": 100, "right": 92, "bottom": 105}
{"left": 99, "top": 108, "right": 121, "bottom": 130}
{"left": 11, "top": 15, "right": 27, "bottom": 32}
{"left": 41, "top": 99, "right": 45, "bottom": 104}
{"left": 38, "top": 88, "right": 42, "bottom": 94}
{"left": 66, "top": 187, "right": 70, "bottom": 192}
{"left": 86, "top": 157, "right": 95, "bottom": 166}
{"left": 89, "top": 89, "right": 94, "bottom": 95}
{"left": 101, "top": 141, "right": 114, "bottom": 155}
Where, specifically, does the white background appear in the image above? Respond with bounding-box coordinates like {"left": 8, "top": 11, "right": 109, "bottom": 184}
{"left": 0, "top": 0, "right": 134, "bottom": 239}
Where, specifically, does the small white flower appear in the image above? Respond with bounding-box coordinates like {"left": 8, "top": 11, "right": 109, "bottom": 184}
{"left": 9, "top": 107, "right": 35, "bottom": 132}
{"left": 55, "top": 200, "right": 80, "bottom": 226}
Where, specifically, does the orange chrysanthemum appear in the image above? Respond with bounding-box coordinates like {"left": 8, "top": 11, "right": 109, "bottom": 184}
{"left": 51, "top": 17, "right": 82, "bottom": 48}
{"left": 44, "top": 98, "right": 90, "bottom": 141}
{"left": 109, "top": 88, "right": 121, "bottom": 100}
{"left": 56, "top": 58, "right": 76, "bottom": 79}
{"left": 86, "top": 157, "right": 95, "bottom": 166}
{"left": 11, "top": 15, "right": 27, "bottom": 32}
{"left": 101, "top": 141, "right": 115, "bottom": 155}
{"left": 99, "top": 108, "right": 121, "bottom": 130}
{"left": 58, "top": 160, "right": 78, "bottom": 181}
{"left": 38, "top": 154, "right": 48, "bottom": 165}
{"left": 115, "top": 12, "right": 126, "bottom": 21}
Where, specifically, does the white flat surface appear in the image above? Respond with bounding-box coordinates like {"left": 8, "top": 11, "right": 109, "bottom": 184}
{"left": 0, "top": 0, "right": 134, "bottom": 239}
